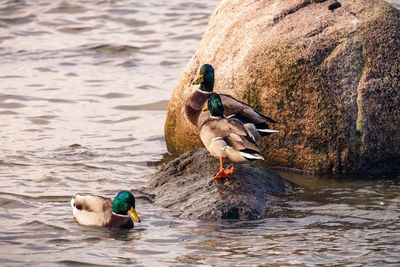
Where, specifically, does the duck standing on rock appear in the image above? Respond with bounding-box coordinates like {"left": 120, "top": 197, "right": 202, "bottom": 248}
{"left": 186, "top": 64, "right": 279, "bottom": 142}
{"left": 199, "top": 93, "right": 264, "bottom": 179}
{"left": 71, "top": 190, "right": 141, "bottom": 229}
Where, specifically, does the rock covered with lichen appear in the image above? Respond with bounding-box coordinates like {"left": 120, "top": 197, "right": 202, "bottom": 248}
{"left": 144, "top": 149, "right": 291, "bottom": 220}
{"left": 164, "top": 0, "right": 400, "bottom": 176}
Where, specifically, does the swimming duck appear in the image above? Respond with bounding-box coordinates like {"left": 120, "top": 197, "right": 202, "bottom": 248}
{"left": 186, "top": 64, "right": 279, "bottom": 141}
{"left": 199, "top": 93, "right": 264, "bottom": 179}
{"left": 71, "top": 190, "right": 141, "bottom": 229}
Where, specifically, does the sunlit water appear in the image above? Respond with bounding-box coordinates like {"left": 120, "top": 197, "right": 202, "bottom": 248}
{"left": 0, "top": 0, "right": 399, "bottom": 266}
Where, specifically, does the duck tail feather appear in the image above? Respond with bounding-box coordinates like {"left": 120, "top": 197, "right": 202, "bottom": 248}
{"left": 239, "top": 149, "right": 264, "bottom": 161}
{"left": 257, "top": 128, "right": 279, "bottom": 137}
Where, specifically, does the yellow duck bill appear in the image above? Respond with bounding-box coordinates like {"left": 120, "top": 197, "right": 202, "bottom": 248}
{"left": 202, "top": 102, "right": 208, "bottom": 112}
{"left": 192, "top": 74, "right": 204, "bottom": 85}
{"left": 128, "top": 207, "right": 141, "bottom": 222}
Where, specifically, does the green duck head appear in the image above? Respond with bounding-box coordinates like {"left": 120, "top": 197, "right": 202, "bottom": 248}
{"left": 207, "top": 93, "right": 224, "bottom": 117}
{"left": 112, "top": 190, "right": 141, "bottom": 222}
{"left": 192, "top": 64, "right": 214, "bottom": 92}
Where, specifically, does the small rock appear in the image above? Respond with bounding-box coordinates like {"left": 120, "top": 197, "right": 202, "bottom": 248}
{"left": 144, "top": 149, "right": 292, "bottom": 221}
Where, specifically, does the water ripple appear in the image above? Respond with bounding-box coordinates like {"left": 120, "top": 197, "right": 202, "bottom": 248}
{"left": 113, "top": 100, "right": 168, "bottom": 111}
{"left": 78, "top": 44, "right": 140, "bottom": 55}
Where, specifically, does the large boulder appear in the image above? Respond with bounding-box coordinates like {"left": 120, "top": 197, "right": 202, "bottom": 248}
{"left": 164, "top": 0, "right": 400, "bottom": 176}
{"left": 144, "top": 149, "right": 291, "bottom": 220}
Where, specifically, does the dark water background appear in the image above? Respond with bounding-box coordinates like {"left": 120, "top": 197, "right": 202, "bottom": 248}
{"left": 0, "top": 0, "right": 399, "bottom": 266}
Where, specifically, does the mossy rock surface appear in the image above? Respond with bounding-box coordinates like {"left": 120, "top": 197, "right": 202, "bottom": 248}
{"left": 165, "top": 0, "right": 400, "bottom": 176}
{"left": 145, "top": 149, "right": 291, "bottom": 220}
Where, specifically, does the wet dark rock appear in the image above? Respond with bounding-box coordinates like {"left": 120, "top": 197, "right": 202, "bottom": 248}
{"left": 144, "top": 149, "right": 291, "bottom": 221}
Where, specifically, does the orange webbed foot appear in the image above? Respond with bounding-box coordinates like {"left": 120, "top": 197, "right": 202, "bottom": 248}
{"left": 212, "top": 157, "right": 235, "bottom": 180}
{"left": 213, "top": 169, "right": 227, "bottom": 180}
{"left": 224, "top": 164, "right": 236, "bottom": 176}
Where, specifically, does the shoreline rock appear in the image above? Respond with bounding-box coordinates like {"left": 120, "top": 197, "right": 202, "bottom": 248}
{"left": 144, "top": 149, "right": 291, "bottom": 221}
{"left": 164, "top": 0, "right": 400, "bottom": 176}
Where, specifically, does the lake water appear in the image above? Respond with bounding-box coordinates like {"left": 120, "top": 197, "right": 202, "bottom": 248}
{"left": 0, "top": 0, "right": 399, "bottom": 266}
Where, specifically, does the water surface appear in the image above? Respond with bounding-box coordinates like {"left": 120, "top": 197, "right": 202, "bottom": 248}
{"left": 0, "top": 0, "right": 399, "bottom": 266}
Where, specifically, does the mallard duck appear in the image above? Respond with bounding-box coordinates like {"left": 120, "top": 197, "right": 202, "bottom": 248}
{"left": 199, "top": 93, "right": 264, "bottom": 179}
{"left": 71, "top": 190, "right": 141, "bottom": 229}
{"left": 186, "top": 64, "right": 279, "bottom": 141}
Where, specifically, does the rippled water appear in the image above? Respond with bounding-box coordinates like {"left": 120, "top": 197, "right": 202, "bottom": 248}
{"left": 1, "top": 0, "right": 399, "bottom": 266}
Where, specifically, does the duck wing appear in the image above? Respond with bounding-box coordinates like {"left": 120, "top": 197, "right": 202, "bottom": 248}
{"left": 72, "top": 194, "right": 112, "bottom": 213}
{"left": 220, "top": 94, "right": 277, "bottom": 124}
{"left": 71, "top": 194, "right": 112, "bottom": 226}
{"left": 204, "top": 118, "right": 260, "bottom": 152}
{"left": 224, "top": 118, "right": 260, "bottom": 152}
